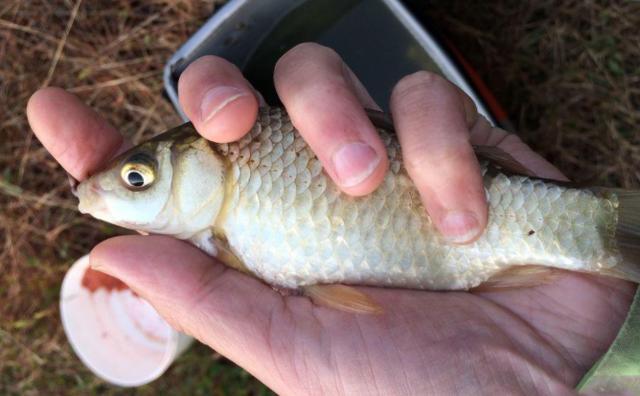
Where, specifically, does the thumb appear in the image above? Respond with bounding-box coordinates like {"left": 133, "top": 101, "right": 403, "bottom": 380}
{"left": 89, "top": 235, "right": 286, "bottom": 386}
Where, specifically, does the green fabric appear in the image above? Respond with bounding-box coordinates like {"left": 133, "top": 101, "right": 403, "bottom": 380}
{"left": 577, "top": 287, "right": 640, "bottom": 394}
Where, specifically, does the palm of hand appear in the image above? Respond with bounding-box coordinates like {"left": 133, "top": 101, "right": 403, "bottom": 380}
{"left": 225, "top": 268, "right": 632, "bottom": 394}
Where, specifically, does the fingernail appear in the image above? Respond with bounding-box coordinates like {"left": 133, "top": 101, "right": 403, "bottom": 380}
{"left": 331, "top": 142, "right": 381, "bottom": 188}
{"left": 200, "top": 86, "right": 249, "bottom": 122}
{"left": 440, "top": 211, "right": 480, "bottom": 244}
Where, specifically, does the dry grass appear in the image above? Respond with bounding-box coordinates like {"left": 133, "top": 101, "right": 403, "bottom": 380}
{"left": 419, "top": 0, "right": 640, "bottom": 187}
{"left": 0, "top": 0, "right": 638, "bottom": 394}
{"left": 1, "top": 1, "right": 268, "bottom": 394}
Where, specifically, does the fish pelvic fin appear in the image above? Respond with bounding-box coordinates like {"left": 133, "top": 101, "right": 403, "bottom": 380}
{"left": 472, "top": 265, "right": 560, "bottom": 292}
{"left": 303, "top": 284, "right": 384, "bottom": 315}
{"left": 597, "top": 190, "right": 640, "bottom": 283}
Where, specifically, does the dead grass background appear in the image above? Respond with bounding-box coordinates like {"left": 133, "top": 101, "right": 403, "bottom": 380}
{"left": 0, "top": 0, "right": 638, "bottom": 394}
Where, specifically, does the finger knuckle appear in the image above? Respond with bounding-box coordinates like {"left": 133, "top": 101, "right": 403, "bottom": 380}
{"left": 392, "top": 72, "right": 456, "bottom": 116}
{"left": 189, "top": 55, "right": 230, "bottom": 72}
{"left": 194, "top": 54, "right": 218, "bottom": 64}
{"left": 275, "top": 44, "right": 348, "bottom": 100}
{"left": 276, "top": 42, "right": 338, "bottom": 72}
{"left": 405, "top": 142, "right": 473, "bottom": 176}
{"left": 404, "top": 148, "right": 431, "bottom": 175}
{"left": 500, "top": 133, "right": 524, "bottom": 146}
{"left": 395, "top": 71, "right": 448, "bottom": 96}
{"left": 178, "top": 56, "right": 238, "bottom": 95}
{"left": 290, "top": 42, "right": 331, "bottom": 55}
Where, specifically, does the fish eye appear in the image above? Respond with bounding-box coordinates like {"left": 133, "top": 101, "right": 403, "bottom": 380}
{"left": 125, "top": 169, "right": 146, "bottom": 187}
{"left": 120, "top": 153, "right": 156, "bottom": 190}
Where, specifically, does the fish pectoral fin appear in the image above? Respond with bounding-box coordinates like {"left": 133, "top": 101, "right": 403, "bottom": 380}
{"left": 303, "top": 284, "right": 384, "bottom": 315}
{"left": 472, "top": 265, "right": 559, "bottom": 292}
{"left": 214, "top": 240, "right": 251, "bottom": 275}
{"left": 189, "top": 231, "right": 251, "bottom": 275}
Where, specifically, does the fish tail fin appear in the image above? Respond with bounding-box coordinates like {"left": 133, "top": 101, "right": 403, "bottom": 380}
{"left": 597, "top": 190, "right": 640, "bottom": 283}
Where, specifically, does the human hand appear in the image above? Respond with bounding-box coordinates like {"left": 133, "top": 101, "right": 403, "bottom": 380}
{"left": 28, "top": 43, "right": 634, "bottom": 394}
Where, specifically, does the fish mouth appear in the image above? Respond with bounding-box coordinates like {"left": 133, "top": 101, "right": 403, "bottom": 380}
{"left": 68, "top": 173, "right": 80, "bottom": 197}
{"left": 77, "top": 180, "right": 108, "bottom": 216}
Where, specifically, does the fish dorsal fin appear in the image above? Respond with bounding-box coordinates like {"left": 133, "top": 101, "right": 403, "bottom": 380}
{"left": 303, "top": 284, "right": 383, "bottom": 314}
{"left": 149, "top": 122, "right": 197, "bottom": 143}
{"left": 364, "top": 109, "right": 537, "bottom": 178}
{"left": 365, "top": 108, "right": 394, "bottom": 131}
{"left": 472, "top": 265, "right": 559, "bottom": 292}
{"left": 472, "top": 145, "right": 538, "bottom": 177}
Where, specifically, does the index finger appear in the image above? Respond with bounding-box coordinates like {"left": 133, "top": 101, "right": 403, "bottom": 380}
{"left": 26, "top": 87, "right": 125, "bottom": 180}
{"left": 178, "top": 56, "right": 259, "bottom": 143}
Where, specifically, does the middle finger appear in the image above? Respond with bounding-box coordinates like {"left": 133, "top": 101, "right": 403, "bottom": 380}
{"left": 274, "top": 42, "right": 389, "bottom": 196}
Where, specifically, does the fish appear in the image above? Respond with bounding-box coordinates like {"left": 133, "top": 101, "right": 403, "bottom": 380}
{"left": 76, "top": 106, "right": 640, "bottom": 313}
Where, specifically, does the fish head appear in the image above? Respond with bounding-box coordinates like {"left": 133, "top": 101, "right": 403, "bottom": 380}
{"left": 76, "top": 125, "right": 227, "bottom": 238}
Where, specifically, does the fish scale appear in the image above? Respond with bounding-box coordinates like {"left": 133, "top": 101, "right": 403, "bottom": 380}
{"left": 215, "top": 107, "right": 621, "bottom": 290}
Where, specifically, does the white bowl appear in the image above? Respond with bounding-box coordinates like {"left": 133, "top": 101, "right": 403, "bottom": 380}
{"left": 60, "top": 255, "right": 193, "bottom": 387}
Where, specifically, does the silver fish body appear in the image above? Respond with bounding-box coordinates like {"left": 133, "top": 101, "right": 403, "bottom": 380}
{"left": 77, "top": 107, "right": 638, "bottom": 291}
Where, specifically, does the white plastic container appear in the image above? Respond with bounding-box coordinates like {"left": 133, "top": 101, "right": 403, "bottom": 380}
{"left": 60, "top": 255, "right": 193, "bottom": 387}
